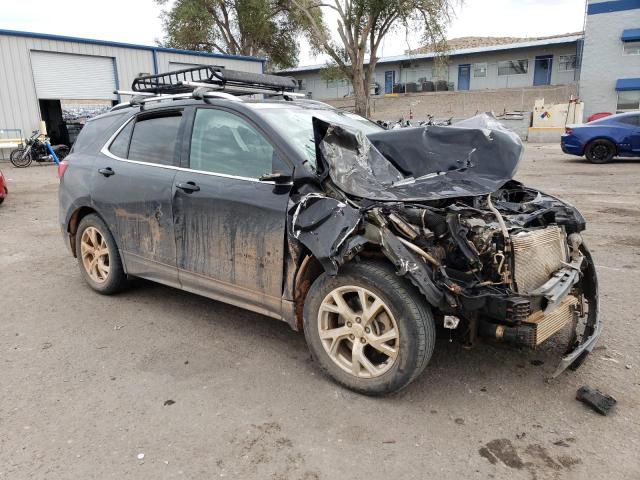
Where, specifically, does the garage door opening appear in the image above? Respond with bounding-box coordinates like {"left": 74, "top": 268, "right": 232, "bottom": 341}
{"left": 39, "top": 100, "right": 67, "bottom": 145}
{"left": 38, "top": 99, "right": 116, "bottom": 146}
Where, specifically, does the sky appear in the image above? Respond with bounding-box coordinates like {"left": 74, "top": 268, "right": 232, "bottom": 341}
{"left": 0, "top": 0, "right": 586, "bottom": 66}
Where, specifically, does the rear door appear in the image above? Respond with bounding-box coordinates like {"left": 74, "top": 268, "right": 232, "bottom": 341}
{"left": 94, "top": 109, "right": 184, "bottom": 287}
{"left": 172, "top": 106, "right": 292, "bottom": 318}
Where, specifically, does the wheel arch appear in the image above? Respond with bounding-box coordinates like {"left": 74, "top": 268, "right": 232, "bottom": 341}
{"left": 67, "top": 206, "right": 103, "bottom": 257}
{"left": 293, "top": 253, "right": 324, "bottom": 331}
{"left": 585, "top": 137, "right": 619, "bottom": 155}
{"left": 292, "top": 245, "right": 389, "bottom": 330}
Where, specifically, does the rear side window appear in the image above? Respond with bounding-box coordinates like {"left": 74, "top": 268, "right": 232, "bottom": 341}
{"left": 618, "top": 115, "right": 640, "bottom": 126}
{"left": 109, "top": 120, "right": 134, "bottom": 158}
{"left": 189, "top": 108, "right": 273, "bottom": 178}
{"left": 127, "top": 114, "right": 182, "bottom": 165}
{"left": 72, "top": 113, "right": 126, "bottom": 154}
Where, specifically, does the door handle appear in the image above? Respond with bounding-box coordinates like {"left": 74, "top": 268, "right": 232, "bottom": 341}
{"left": 176, "top": 181, "right": 200, "bottom": 193}
{"left": 98, "top": 167, "right": 114, "bottom": 177}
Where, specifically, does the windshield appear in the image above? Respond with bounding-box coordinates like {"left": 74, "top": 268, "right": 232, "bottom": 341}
{"left": 250, "top": 104, "right": 383, "bottom": 168}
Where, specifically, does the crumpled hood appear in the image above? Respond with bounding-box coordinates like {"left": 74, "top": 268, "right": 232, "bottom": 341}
{"left": 313, "top": 113, "right": 524, "bottom": 201}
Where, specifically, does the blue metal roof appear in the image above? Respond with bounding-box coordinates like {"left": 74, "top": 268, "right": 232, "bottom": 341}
{"left": 622, "top": 28, "right": 640, "bottom": 41}
{"left": 616, "top": 78, "right": 640, "bottom": 91}
{"left": 0, "top": 28, "right": 266, "bottom": 64}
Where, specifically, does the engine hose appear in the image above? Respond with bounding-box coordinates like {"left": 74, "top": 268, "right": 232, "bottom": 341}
{"left": 486, "top": 194, "right": 510, "bottom": 241}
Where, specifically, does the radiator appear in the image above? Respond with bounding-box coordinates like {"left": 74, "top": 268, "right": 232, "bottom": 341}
{"left": 522, "top": 295, "right": 578, "bottom": 345}
{"left": 511, "top": 226, "right": 568, "bottom": 294}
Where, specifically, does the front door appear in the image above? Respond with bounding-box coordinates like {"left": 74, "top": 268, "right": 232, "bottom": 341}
{"left": 457, "top": 64, "right": 471, "bottom": 91}
{"left": 93, "top": 110, "right": 183, "bottom": 287}
{"left": 384, "top": 71, "right": 395, "bottom": 94}
{"left": 172, "top": 106, "right": 291, "bottom": 318}
{"left": 533, "top": 55, "right": 553, "bottom": 86}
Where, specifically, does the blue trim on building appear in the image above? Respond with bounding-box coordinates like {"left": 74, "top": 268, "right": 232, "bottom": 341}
{"left": 615, "top": 78, "right": 640, "bottom": 91}
{"left": 621, "top": 28, "right": 640, "bottom": 41}
{"left": 152, "top": 49, "right": 159, "bottom": 75}
{"left": 587, "top": 0, "right": 640, "bottom": 15}
{"left": 0, "top": 28, "right": 265, "bottom": 63}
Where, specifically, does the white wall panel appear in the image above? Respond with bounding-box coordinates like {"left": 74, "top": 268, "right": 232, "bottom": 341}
{"left": 31, "top": 51, "right": 116, "bottom": 100}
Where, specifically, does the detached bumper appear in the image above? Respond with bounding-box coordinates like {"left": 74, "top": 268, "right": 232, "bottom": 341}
{"left": 551, "top": 244, "right": 601, "bottom": 378}
{"left": 551, "top": 313, "right": 602, "bottom": 378}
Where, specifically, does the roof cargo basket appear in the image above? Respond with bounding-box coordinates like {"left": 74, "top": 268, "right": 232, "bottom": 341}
{"left": 131, "top": 65, "right": 297, "bottom": 95}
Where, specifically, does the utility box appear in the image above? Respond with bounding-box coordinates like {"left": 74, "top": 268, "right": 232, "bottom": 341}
{"left": 532, "top": 98, "right": 584, "bottom": 128}
{"left": 529, "top": 98, "right": 584, "bottom": 143}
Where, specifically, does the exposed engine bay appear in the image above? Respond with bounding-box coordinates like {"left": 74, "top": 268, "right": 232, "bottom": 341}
{"left": 290, "top": 114, "right": 601, "bottom": 378}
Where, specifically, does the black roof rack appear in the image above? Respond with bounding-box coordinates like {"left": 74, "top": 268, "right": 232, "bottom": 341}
{"left": 131, "top": 65, "right": 297, "bottom": 95}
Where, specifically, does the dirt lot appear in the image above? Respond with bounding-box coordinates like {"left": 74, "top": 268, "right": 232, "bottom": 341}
{"left": 1, "top": 145, "right": 639, "bottom": 480}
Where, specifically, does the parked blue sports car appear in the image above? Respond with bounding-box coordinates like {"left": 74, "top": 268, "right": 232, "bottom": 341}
{"left": 561, "top": 112, "right": 640, "bottom": 164}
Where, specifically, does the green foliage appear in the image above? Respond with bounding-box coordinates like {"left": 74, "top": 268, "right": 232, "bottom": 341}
{"left": 289, "top": 0, "right": 456, "bottom": 115}
{"left": 156, "top": 0, "right": 316, "bottom": 69}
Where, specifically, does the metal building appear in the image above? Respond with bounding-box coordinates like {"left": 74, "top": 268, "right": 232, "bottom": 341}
{"left": 278, "top": 33, "right": 581, "bottom": 100}
{"left": 0, "top": 29, "right": 264, "bottom": 150}
{"left": 579, "top": 0, "right": 640, "bottom": 118}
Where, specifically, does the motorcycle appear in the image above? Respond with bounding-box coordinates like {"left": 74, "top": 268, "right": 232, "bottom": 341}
{"left": 10, "top": 130, "right": 69, "bottom": 168}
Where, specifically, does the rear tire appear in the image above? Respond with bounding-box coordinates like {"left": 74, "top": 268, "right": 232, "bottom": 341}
{"left": 303, "top": 260, "right": 435, "bottom": 395}
{"left": 585, "top": 139, "right": 615, "bottom": 164}
{"left": 75, "top": 214, "right": 128, "bottom": 295}
{"left": 10, "top": 148, "right": 33, "bottom": 168}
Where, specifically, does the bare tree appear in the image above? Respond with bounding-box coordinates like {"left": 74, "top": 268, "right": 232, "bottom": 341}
{"left": 288, "top": 0, "right": 456, "bottom": 116}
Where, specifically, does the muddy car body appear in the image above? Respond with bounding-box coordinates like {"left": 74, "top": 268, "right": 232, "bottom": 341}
{"left": 59, "top": 70, "right": 601, "bottom": 394}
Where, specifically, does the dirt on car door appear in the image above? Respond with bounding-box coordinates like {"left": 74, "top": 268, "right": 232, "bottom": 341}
{"left": 172, "top": 106, "right": 292, "bottom": 318}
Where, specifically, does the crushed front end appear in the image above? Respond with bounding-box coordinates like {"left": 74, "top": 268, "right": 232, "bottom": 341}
{"left": 359, "top": 185, "right": 601, "bottom": 377}
{"left": 291, "top": 114, "right": 601, "bottom": 377}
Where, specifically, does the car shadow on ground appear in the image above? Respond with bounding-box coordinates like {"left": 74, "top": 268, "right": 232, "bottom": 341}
{"left": 562, "top": 156, "right": 639, "bottom": 165}
{"left": 120, "top": 278, "right": 571, "bottom": 400}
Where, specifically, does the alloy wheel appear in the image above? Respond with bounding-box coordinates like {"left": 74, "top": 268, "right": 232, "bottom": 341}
{"left": 80, "top": 226, "right": 110, "bottom": 283}
{"left": 592, "top": 144, "right": 610, "bottom": 161}
{"left": 317, "top": 285, "right": 400, "bottom": 378}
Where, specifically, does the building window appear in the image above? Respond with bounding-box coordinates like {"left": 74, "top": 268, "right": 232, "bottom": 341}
{"left": 623, "top": 40, "right": 640, "bottom": 55}
{"left": 473, "top": 63, "right": 487, "bottom": 78}
{"left": 617, "top": 90, "right": 640, "bottom": 111}
{"left": 498, "top": 59, "right": 529, "bottom": 76}
{"left": 297, "top": 79, "right": 306, "bottom": 90}
{"left": 558, "top": 55, "right": 577, "bottom": 71}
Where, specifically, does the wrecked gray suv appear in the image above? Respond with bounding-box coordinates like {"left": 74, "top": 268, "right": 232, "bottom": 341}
{"left": 59, "top": 69, "right": 600, "bottom": 395}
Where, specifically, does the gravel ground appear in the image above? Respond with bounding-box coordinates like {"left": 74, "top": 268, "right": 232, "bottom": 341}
{"left": 1, "top": 145, "right": 639, "bottom": 480}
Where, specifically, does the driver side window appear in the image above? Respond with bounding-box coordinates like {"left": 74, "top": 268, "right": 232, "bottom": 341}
{"left": 189, "top": 108, "right": 274, "bottom": 179}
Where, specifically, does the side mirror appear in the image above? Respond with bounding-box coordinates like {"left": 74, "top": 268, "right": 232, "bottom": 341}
{"left": 259, "top": 171, "right": 292, "bottom": 184}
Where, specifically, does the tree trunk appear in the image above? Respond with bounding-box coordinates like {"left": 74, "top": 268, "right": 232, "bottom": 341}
{"left": 352, "top": 68, "right": 370, "bottom": 117}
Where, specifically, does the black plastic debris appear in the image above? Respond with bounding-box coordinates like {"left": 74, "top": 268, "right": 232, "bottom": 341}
{"left": 290, "top": 194, "right": 361, "bottom": 275}
{"left": 576, "top": 386, "right": 616, "bottom": 415}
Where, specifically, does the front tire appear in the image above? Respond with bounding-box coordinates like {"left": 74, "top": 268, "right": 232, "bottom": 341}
{"left": 585, "top": 139, "right": 615, "bottom": 164}
{"left": 10, "top": 148, "right": 33, "bottom": 168}
{"left": 75, "top": 214, "right": 128, "bottom": 295}
{"left": 303, "top": 260, "right": 435, "bottom": 395}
